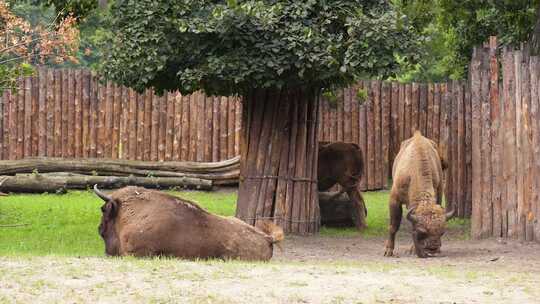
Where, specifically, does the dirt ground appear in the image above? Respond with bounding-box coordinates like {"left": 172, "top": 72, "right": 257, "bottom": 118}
{"left": 2, "top": 227, "right": 540, "bottom": 304}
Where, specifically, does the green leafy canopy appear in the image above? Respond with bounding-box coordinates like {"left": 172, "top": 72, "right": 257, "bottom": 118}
{"left": 101, "top": 0, "right": 420, "bottom": 96}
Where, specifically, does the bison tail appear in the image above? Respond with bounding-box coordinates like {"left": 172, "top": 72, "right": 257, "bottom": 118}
{"left": 256, "top": 220, "right": 284, "bottom": 244}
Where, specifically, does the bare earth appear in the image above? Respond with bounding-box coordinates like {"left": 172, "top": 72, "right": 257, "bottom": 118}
{"left": 1, "top": 227, "right": 540, "bottom": 304}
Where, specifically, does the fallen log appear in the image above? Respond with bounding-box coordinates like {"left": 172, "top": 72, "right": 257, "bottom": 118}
{"left": 0, "top": 175, "right": 67, "bottom": 193}
{"left": 319, "top": 191, "right": 356, "bottom": 227}
{"left": 0, "top": 157, "right": 240, "bottom": 185}
{"left": 0, "top": 174, "right": 213, "bottom": 193}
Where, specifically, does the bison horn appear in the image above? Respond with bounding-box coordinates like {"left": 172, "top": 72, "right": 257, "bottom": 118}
{"left": 445, "top": 207, "right": 455, "bottom": 220}
{"left": 406, "top": 208, "right": 418, "bottom": 225}
{"left": 93, "top": 184, "right": 112, "bottom": 202}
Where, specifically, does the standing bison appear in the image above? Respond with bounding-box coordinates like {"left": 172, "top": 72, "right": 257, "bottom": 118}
{"left": 95, "top": 185, "right": 283, "bottom": 261}
{"left": 384, "top": 131, "right": 454, "bottom": 258}
{"left": 318, "top": 141, "right": 367, "bottom": 230}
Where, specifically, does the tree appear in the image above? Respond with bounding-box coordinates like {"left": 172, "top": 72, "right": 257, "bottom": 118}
{"left": 0, "top": 0, "right": 79, "bottom": 89}
{"left": 436, "top": 0, "right": 538, "bottom": 78}
{"left": 391, "top": 0, "right": 540, "bottom": 82}
{"left": 531, "top": 4, "right": 540, "bottom": 55}
{"left": 40, "top": 0, "right": 97, "bottom": 20}
{"left": 101, "top": 0, "right": 419, "bottom": 233}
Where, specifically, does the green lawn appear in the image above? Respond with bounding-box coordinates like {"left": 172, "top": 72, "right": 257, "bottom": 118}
{"left": 0, "top": 189, "right": 468, "bottom": 256}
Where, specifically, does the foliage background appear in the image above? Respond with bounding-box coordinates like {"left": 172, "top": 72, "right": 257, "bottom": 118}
{"left": 3, "top": 0, "right": 540, "bottom": 84}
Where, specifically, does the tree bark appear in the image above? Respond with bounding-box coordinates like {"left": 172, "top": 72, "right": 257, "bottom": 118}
{"left": 0, "top": 174, "right": 212, "bottom": 193}
{"left": 236, "top": 88, "right": 320, "bottom": 234}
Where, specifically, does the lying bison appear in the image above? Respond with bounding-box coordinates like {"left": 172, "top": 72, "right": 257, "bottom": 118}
{"left": 384, "top": 131, "right": 454, "bottom": 258}
{"left": 94, "top": 185, "right": 283, "bottom": 261}
{"left": 318, "top": 141, "right": 367, "bottom": 230}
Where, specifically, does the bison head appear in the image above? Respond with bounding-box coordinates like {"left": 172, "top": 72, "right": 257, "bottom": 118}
{"left": 95, "top": 185, "right": 120, "bottom": 256}
{"left": 406, "top": 203, "right": 454, "bottom": 258}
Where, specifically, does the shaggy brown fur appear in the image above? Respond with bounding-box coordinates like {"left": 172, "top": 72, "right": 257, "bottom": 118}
{"left": 384, "top": 131, "right": 454, "bottom": 258}
{"left": 414, "top": 201, "right": 446, "bottom": 236}
{"left": 318, "top": 141, "right": 367, "bottom": 230}
{"left": 96, "top": 186, "right": 283, "bottom": 261}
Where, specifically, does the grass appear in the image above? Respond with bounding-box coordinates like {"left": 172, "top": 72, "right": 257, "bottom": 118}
{"left": 0, "top": 189, "right": 469, "bottom": 256}
{"left": 0, "top": 190, "right": 237, "bottom": 256}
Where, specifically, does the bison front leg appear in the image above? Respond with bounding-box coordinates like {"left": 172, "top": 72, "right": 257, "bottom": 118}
{"left": 346, "top": 188, "right": 367, "bottom": 230}
{"left": 384, "top": 199, "right": 402, "bottom": 257}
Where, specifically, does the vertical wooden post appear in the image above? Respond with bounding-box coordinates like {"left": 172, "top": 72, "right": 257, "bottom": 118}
{"left": 419, "top": 83, "right": 427, "bottom": 135}
{"left": 136, "top": 91, "right": 146, "bottom": 160}
{"left": 96, "top": 76, "right": 105, "bottom": 158}
{"left": 66, "top": 70, "right": 75, "bottom": 157}
{"left": 60, "top": 70, "right": 68, "bottom": 157}
{"left": 381, "top": 82, "right": 390, "bottom": 188}
{"left": 150, "top": 90, "right": 159, "bottom": 161}
{"left": 487, "top": 37, "right": 502, "bottom": 237}
{"left": 81, "top": 70, "right": 90, "bottom": 158}
{"left": 411, "top": 83, "right": 419, "bottom": 134}
{"left": 351, "top": 84, "right": 360, "bottom": 149}
{"left": 366, "top": 81, "right": 375, "bottom": 189}
{"left": 426, "top": 84, "right": 434, "bottom": 140}
{"left": 203, "top": 94, "right": 213, "bottom": 161}
{"left": 181, "top": 94, "right": 190, "bottom": 161}
{"left": 112, "top": 84, "right": 121, "bottom": 159}
{"left": 104, "top": 81, "right": 114, "bottom": 158}
{"left": 358, "top": 84, "right": 367, "bottom": 191}
{"left": 531, "top": 55, "right": 540, "bottom": 242}
{"left": 165, "top": 92, "right": 176, "bottom": 161}
{"left": 74, "top": 70, "right": 82, "bottom": 157}
{"left": 235, "top": 97, "right": 242, "bottom": 157}
{"left": 158, "top": 94, "right": 167, "bottom": 161}
{"left": 433, "top": 84, "right": 441, "bottom": 145}
{"left": 174, "top": 93, "right": 183, "bottom": 161}
{"left": 343, "top": 87, "right": 352, "bottom": 143}
{"left": 89, "top": 74, "right": 98, "bottom": 157}
{"left": 24, "top": 77, "right": 32, "bottom": 158}
{"left": 372, "top": 81, "right": 382, "bottom": 188}
{"left": 211, "top": 96, "right": 219, "bottom": 161}
{"left": 337, "top": 89, "right": 344, "bottom": 142}
{"left": 142, "top": 90, "right": 153, "bottom": 160}
{"left": 31, "top": 72, "right": 39, "bottom": 156}
{"left": 513, "top": 49, "right": 523, "bottom": 239}
{"left": 522, "top": 49, "right": 534, "bottom": 242}
{"left": 219, "top": 96, "right": 228, "bottom": 161}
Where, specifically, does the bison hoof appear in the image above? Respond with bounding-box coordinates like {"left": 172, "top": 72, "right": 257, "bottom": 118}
{"left": 384, "top": 247, "right": 394, "bottom": 257}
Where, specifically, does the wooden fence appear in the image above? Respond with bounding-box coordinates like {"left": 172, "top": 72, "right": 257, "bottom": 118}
{"left": 319, "top": 81, "right": 471, "bottom": 217}
{"left": 0, "top": 68, "right": 242, "bottom": 163}
{"left": 5, "top": 39, "right": 539, "bottom": 241}
{"left": 471, "top": 38, "right": 540, "bottom": 241}
{"left": 0, "top": 67, "right": 471, "bottom": 206}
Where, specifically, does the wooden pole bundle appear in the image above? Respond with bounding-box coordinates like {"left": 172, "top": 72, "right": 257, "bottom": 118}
{"left": 236, "top": 88, "right": 320, "bottom": 234}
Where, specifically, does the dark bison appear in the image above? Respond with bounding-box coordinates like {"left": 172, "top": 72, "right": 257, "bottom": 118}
{"left": 384, "top": 131, "right": 454, "bottom": 258}
{"left": 95, "top": 185, "right": 283, "bottom": 261}
{"left": 318, "top": 141, "right": 367, "bottom": 230}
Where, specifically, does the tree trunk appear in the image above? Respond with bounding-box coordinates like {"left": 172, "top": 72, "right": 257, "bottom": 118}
{"left": 236, "top": 88, "right": 320, "bottom": 234}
